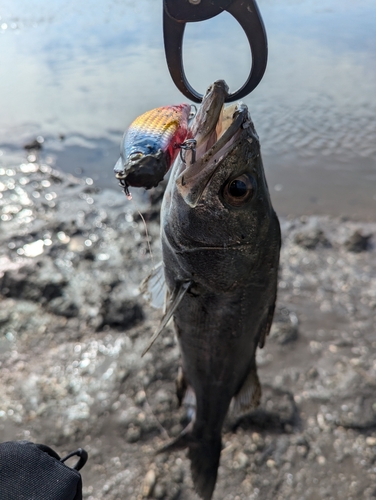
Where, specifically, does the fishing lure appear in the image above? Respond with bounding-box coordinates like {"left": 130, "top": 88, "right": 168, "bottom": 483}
{"left": 114, "top": 104, "right": 194, "bottom": 192}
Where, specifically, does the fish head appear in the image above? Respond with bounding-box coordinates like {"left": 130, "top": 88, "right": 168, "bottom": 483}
{"left": 162, "top": 88, "right": 280, "bottom": 291}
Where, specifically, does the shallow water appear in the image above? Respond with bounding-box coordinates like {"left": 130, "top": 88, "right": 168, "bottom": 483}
{"left": 0, "top": 0, "right": 375, "bottom": 218}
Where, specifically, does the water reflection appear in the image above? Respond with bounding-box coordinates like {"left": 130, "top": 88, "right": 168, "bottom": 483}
{"left": 0, "top": 0, "right": 375, "bottom": 216}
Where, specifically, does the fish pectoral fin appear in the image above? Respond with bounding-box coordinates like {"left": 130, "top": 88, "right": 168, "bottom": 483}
{"left": 141, "top": 281, "right": 192, "bottom": 357}
{"left": 183, "top": 386, "right": 196, "bottom": 421}
{"left": 139, "top": 262, "right": 166, "bottom": 310}
{"left": 176, "top": 367, "right": 187, "bottom": 406}
{"left": 232, "top": 367, "right": 261, "bottom": 415}
{"left": 176, "top": 368, "right": 197, "bottom": 419}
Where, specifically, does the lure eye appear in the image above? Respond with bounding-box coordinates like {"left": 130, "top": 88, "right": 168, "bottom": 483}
{"left": 223, "top": 173, "right": 256, "bottom": 207}
{"left": 129, "top": 152, "right": 144, "bottom": 162}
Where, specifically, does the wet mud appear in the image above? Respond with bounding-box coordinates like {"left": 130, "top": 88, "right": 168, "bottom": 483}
{"left": 1, "top": 154, "right": 376, "bottom": 500}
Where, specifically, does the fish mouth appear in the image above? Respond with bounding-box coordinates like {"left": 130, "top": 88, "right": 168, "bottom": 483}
{"left": 176, "top": 82, "right": 250, "bottom": 208}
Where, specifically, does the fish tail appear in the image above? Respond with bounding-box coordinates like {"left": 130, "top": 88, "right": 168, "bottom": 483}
{"left": 188, "top": 434, "right": 221, "bottom": 500}
{"left": 159, "top": 427, "right": 221, "bottom": 500}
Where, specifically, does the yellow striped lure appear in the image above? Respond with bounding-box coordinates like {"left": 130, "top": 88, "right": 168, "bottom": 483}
{"left": 114, "top": 104, "right": 196, "bottom": 196}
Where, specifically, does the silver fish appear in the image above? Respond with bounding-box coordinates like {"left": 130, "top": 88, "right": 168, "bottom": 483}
{"left": 144, "top": 80, "right": 281, "bottom": 499}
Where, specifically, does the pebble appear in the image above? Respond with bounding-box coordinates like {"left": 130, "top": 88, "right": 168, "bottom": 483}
{"left": 266, "top": 459, "right": 276, "bottom": 468}
{"left": 135, "top": 390, "right": 146, "bottom": 406}
{"left": 142, "top": 469, "right": 156, "bottom": 498}
{"left": 366, "top": 437, "right": 376, "bottom": 447}
{"left": 153, "top": 483, "right": 166, "bottom": 499}
{"left": 126, "top": 425, "right": 141, "bottom": 443}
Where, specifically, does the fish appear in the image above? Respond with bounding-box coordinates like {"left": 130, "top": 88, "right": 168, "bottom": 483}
{"left": 114, "top": 104, "right": 191, "bottom": 191}
{"left": 143, "top": 80, "right": 281, "bottom": 500}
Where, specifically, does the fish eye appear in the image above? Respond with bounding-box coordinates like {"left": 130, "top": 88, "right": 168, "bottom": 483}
{"left": 222, "top": 173, "right": 256, "bottom": 207}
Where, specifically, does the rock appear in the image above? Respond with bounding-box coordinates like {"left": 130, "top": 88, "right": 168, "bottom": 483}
{"left": 270, "top": 308, "right": 298, "bottom": 344}
{"left": 24, "top": 138, "right": 43, "bottom": 151}
{"left": 345, "top": 230, "right": 372, "bottom": 252}
{"left": 101, "top": 283, "right": 144, "bottom": 329}
{"left": 270, "top": 321, "right": 298, "bottom": 344}
{"left": 135, "top": 390, "right": 146, "bottom": 406}
{"left": 117, "top": 407, "right": 142, "bottom": 427}
{"left": 294, "top": 228, "right": 330, "bottom": 249}
{"left": 306, "top": 367, "right": 319, "bottom": 379}
{"left": 0, "top": 262, "right": 66, "bottom": 303}
{"left": 0, "top": 311, "right": 10, "bottom": 326}
{"left": 170, "top": 463, "right": 184, "bottom": 484}
{"left": 47, "top": 296, "right": 79, "bottom": 317}
{"left": 153, "top": 483, "right": 166, "bottom": 499}
{"left": 233, "top": 451, "right": 249, "bottom": 469}
{"left": 126, "top": 424, "right": 141, "bottom": 443}
{"left": 366, "top": 437, "right": 376, "bottom": 447}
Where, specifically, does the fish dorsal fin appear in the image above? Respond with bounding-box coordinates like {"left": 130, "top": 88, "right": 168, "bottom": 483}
{"left": 141, "top": 281, "right": 192, "bottom": 357}
{"left": 231, "top": 366, "right": 261, "bottom": 415}
{"left": 139, "top": 262, "right": 166, "bottom": 310}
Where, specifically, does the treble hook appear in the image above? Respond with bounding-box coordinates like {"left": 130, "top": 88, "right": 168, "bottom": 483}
{"left": 163, "top": 0, "right": 268, "bottom": 103}
{"left": 178, "top": 139, "right": 197, "bottom": 164}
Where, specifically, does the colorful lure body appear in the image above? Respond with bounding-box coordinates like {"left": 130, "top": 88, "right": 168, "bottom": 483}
{"left": 114, "top": 104, "right": 191, "bottom": 189}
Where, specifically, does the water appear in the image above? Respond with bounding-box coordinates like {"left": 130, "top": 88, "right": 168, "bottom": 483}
{"left": 0, "top": 0, "right": 375, "bottom": 218}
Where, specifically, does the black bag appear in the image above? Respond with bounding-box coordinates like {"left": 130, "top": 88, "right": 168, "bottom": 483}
{"left": 0, "top": 440, "right": 88, "bottom": 500}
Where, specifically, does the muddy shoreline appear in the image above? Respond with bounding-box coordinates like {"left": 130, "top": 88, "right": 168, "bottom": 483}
{"left": 0, "top": 156, "right": 376, "bottom": 499}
